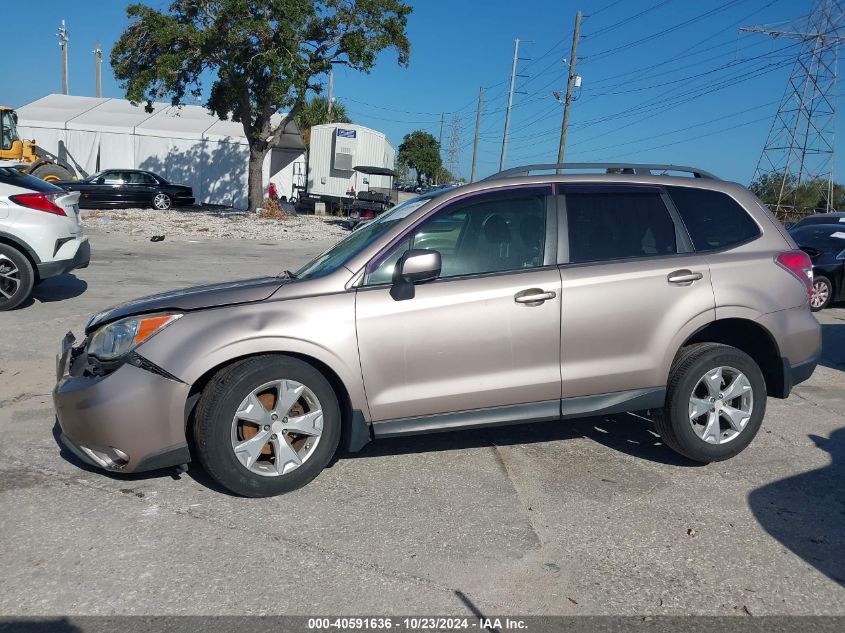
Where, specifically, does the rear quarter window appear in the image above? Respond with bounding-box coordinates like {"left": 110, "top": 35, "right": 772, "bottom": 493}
{"left": 666, "top": 186, "right": 760, "bottom": 252}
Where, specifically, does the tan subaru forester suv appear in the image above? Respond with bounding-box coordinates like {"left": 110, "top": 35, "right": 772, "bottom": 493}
{"left": 54, "top": 164, "right": 821, "bottom": 497}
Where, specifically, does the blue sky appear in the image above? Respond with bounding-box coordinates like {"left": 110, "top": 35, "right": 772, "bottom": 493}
{"left": 2, "top": 0, "right": 840, "bottom": 185}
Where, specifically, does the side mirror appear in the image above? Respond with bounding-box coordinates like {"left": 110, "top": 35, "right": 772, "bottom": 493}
{"left": 95, "top": 178, "right": 105, "bottom": 184}
{"left": 390, "top": 249, "right": 441, "bottom": 301}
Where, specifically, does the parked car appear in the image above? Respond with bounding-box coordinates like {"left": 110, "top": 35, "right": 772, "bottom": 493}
{"left": 789, "top": 223, "right": 845, "bottom": 311}
{"left": 0, "top": 164, "right": 90, "bottom": 310}
{"left": 55, "top": 169, "right": 195, "bottom": 210}
{"left": 349, "top": 185, "right": 455, "bottom": 229}
{"left": 786, "top": 211, "right": 845, "bottom": 231}
{"left": 54, "top": 163, "right": 820, "bottom": 497}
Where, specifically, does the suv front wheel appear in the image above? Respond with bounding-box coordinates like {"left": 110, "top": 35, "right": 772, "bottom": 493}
{"left": 652, "top": 343, "right": 766, "bottom": 463}
{"left": 193, "top": 354, "right": 341, "bottom": 497}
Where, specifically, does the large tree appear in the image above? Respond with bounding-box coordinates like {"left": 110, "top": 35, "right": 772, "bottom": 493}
{"left": 295, "top": 96, "right": 351, "bottom": 148}
{"left": 398, "top": 130, "right": 440, "bottom": 186}
{"left": 112, "top": 0, "right": 411, "bottom": 211}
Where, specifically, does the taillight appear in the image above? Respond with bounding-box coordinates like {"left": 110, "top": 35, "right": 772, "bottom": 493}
{"left": 775, "top": 250, "right": 813, "bottom": 297}
{"left": 9, "top": 192, "right": 67, "bottom": 216}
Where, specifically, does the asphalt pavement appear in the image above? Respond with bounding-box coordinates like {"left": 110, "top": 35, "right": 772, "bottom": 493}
{"left": 0, "top": 229, "right": 843, "bottom": 616}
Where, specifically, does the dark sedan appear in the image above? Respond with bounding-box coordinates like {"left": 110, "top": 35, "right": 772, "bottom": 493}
{"left": 55, "top": 169, "right": 194, "bottom": 210}
{"left": 786, "top": 211, "right": 845, "bottom": 230}
{"left": 789, "top": 223, "right": 845, "bottom": 311}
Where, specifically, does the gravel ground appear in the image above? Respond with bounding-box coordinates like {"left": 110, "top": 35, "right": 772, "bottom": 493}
{"left": 81, "top": 207, "right": 350, "bottom": 241}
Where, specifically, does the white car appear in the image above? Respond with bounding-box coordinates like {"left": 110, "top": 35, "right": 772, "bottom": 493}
{"left": 0, "top": 163, "right": 90, "bottom": 310}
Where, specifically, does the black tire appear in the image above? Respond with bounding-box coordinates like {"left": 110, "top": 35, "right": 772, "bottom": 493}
{"left": 30, "top": 163, "right": 73, "bottom": 182}
{"left": 193, "top": 354, "right": 341, "bottom": 497}
{"left": 0, "top": 244, "right": 35, "bottom": 311}
{"left": 152, "top": 192, "right": 172, "bottom": 210}
{"left": 652, "top": 343, "right": 766, "bottom": 463}
{"left": 810, "top": 275, "right": 833, "bottom": 312}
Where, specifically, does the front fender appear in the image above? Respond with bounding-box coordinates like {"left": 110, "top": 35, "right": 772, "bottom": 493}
{"left": 137, "top": 292, "right": 370, "bottom": 420}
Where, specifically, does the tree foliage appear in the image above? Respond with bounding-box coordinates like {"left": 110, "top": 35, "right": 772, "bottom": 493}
{"left": 295, "top": 96, "right": 351, "bottom": 147}
{"left": 111, "top": 0, "right": 411, "bottom": 210}
{"left": 750, "top": 172, "right": 844, "bottom": 214}
{"left": 398, "top": 130, "right": 441, "bottom": 185}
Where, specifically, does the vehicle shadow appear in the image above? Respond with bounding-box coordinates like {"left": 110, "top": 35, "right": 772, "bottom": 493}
{"left": 0, "top": 618, "right": 83, "bottom": 633}
{"left": 52, "top": 411, "right": 701, "bottom": 498}
{"left": 13, "top": 275, "right": 87, "bottom": 309}
{"left": 747, "top": 428, "right": 845, "bottom": 587}
{"left": 820, "top": 323, "right": 845, "bottom": 371}
{"left": 347, "top": 412, "right": 703, "bottom": 468}
{"left": 32, "top": 274, "right": 88, "bottom": 303}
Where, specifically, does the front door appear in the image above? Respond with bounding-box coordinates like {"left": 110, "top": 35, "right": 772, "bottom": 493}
{"left": 558, "top": 186, "right": 716, "bottom": 398}
{"left": 356, "top": 186, "right": 562, "bottom": 423}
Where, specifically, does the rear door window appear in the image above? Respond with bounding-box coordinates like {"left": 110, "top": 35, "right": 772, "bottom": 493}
{"left": 666, "top": 186, "right": 760, "bottom": 251}
{"left": 565, "top": 191, "right": 678, "bottom": 264}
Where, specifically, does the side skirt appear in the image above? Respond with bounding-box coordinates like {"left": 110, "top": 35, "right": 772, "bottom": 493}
{"left": 370, "top": 387, "right": 666, "bottom": 439}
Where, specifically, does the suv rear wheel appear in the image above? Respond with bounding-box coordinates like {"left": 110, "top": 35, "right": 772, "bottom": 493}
{"left": 0, "top": 244, "right": 35, "bottom": 311}
{"left": 193, "top": 354, "right": 341, "bottom": 497}
{"left": 652, "top": 343, "right": 766, "bottom": 463}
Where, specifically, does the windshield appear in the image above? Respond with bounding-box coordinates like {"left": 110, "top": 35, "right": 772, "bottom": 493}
{"left": 1, "top": 111, "right": 19, "bottom": 150}
{"left": 790, "top": 225, "right": 845, "bottom": 251}
{"left": 296, "top": 188, "right": 454, "bottom": 280}
{"left": 796, "top": 214, "right": 845, "bottom": 227}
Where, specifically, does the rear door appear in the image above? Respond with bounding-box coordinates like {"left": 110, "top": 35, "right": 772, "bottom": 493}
{"left": 356, "top": 186, "right": 562, "bottom": 423}
{"left": 125, "top": 171, "right": 156, "bottom": 206}
{"left": 558, "top": 185, "right": 715, "bottom": 399}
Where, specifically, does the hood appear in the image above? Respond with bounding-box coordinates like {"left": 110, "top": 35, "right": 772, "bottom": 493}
{"left": 85, "top": 277, "right": 287, "bottom": 334}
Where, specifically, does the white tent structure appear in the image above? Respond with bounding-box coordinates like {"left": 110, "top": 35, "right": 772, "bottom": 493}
{"left": 16, "top": 94, "right": 305, "bottom": 209}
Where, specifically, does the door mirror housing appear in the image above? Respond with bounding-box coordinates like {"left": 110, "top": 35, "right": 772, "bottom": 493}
{"left": 390, "top": 249, "right": 441, "bottom": 301}
{"left": 95, "top": 177, "right": 105, "bottom": 184}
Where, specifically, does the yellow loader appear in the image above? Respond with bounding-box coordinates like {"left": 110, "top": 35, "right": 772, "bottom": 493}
{"left": 0, "top": 106, "right": 76, "bottom": 181}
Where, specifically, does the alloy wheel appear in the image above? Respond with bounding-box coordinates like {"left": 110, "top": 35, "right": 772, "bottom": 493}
{"left": 688, "top": 366, "right": 754, "bottom": 445}
{"left": 153, "top": 193, "right": 171, "bottom": 210}
{"left": 0, "top": 254, "right": 21, "bottom": 301}
{"left": 810, "top": 281, "right": 829, "bottom": 309}
{"left": 230, "top": 379, "right": 324, "bottom": 477}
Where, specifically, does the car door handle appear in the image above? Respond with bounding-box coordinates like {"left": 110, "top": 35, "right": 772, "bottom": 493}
{"left": 514, "top": 288, "right": 557, "bottom": 304}
{"left": 667, "top": 270, "right": 704, "bottom": 285}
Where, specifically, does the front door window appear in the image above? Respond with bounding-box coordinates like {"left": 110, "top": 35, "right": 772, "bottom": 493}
{"left": 366, "top": 189, "right": 548, "bottom": 285}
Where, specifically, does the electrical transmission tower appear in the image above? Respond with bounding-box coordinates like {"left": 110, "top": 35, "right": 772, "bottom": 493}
{"left": 742, "top": 0, "right": 845, "bottom": 217}
{"left": 447, "top": 113, "right": 461, "bottom": 181}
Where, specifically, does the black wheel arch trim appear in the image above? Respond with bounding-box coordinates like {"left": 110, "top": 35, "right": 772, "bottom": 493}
{"left": 0, "top": 231, "right": 41, "bottom": 264}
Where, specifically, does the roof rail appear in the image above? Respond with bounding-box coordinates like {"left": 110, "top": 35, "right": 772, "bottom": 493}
{"left": 483, "top": 163, "right": 719, "bottom": 181}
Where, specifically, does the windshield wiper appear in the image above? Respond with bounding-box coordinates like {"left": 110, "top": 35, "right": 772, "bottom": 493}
{"left": 278, "top": 270, "right": 298, "bottom": 279}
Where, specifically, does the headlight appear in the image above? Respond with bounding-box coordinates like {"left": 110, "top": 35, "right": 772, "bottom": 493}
{"left": 88, "top": 313, "right": 182, "bottom": 361}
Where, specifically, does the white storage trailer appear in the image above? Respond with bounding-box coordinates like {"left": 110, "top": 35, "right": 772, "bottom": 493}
{"left": 304, "top": 123, "right": 395, "bottom": 209}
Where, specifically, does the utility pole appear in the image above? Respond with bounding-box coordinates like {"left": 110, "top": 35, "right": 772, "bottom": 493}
{"left": 742, "top": 0, "right": 844, "bottom": 217}
{"left": 557, "top": 10, "right": 582, "bottom": 167}
{"left": 499, "top": 39, "right": 521, "bottom": 171}
{"left": 57, "top": 20, "right": 69, "bottom": 95}
{"left": 94, "top": 42, "right": 102, "bottom": 98}
{"left": 471, "top": 86, "right": 484, "bottom": 182}
{"left": 447, "top": 114, "right": 461, "bottom": 181}
{"left": 327, "top": 70, "right": 335, "bottom": 122}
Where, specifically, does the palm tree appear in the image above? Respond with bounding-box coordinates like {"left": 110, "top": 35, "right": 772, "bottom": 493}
{"left": 295, "top": 96, "right": 351, "bottom": 147}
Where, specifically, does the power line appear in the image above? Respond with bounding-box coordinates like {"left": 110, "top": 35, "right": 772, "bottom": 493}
{"left": 582, "top": 0, "right": 674, "bottom": 39}
{"left": 585, "top": 0, "right": 747, "bottom": 62}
